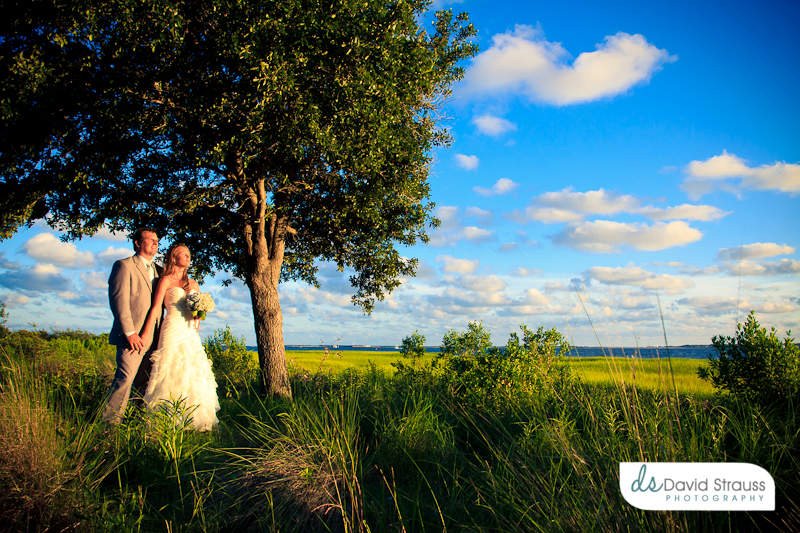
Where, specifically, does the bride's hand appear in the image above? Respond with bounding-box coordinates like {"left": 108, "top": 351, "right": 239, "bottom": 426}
{"left": 140, "top": 331, "right": 154, "bottom": 351}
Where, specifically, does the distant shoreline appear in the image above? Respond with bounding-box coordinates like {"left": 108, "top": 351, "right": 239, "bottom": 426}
{"left": 249, "top": 345, "right": 716, "bottom": 359}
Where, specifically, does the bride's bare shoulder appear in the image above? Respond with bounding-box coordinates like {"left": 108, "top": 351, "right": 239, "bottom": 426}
{"left": 188, "top": 279, "right": 200, "bottom": 292}
{"left": 156, "top": 276, "right": 180, "bottom": 293}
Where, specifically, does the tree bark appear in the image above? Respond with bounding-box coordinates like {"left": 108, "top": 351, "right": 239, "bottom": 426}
{"left": 242, "top": 174, "right": 292, "bottom": 399}
{"left": 248, "top": 257, "right": 291, "bottom": 398}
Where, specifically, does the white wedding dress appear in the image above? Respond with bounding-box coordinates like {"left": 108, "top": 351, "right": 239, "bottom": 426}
{"left": 144, "top": 287, "right": 220, "bottom": 431}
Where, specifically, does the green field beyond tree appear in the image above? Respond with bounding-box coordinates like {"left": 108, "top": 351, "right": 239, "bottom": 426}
{"left": 285, "top": 349, "right": 715, "bottom": 396}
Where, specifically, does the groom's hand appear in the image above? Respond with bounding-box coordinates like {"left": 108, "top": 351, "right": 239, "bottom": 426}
{"left": 127, "top": 333, "right": 144, "bottom": 352}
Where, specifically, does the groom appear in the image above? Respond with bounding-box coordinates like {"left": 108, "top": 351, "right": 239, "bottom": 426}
{"left": 102, "top": 227, "right": 162, "bottom": 424}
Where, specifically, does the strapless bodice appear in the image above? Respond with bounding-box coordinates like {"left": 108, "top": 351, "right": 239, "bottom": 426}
{"left": 164, "top": 286, "right": 197, "bottom": 321}
{"left": 165, "top": 286, "right": 187, "bottom": 307}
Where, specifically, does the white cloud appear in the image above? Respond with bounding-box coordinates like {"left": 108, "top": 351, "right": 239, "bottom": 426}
{"left": 3, "top": 293, "right": 31, "bottom": 305}
{"left": 676, "top": 296, "right": 741, "bottom": 316}
{"left": 474, "top": 177, "right": 519, "bottom": 196}
{"left": 459, "top": 275, "right": 507, "bottom": 293}
{"left": 462, "top": 26, "right": 674, "bottom": 105}
{"left": 683, "top": 151, "right": 800, "bottom": 198}
{"left": 0, "top": 262, "right": 72, "bottom": 292}
{"left": 753, "top": 301, "right": 797, "bottom": 314}
{"left": 438, "top": 255, "right": 479, "bottom": 274}
{"left": 287, "top": 285, "right": 352, "bottom": 308}
{"left": 513, "top": 267, "right": 542, "bottom": 277}
{"left": 436, "top": 205, "right": 460, "bottom": 226}
{"left": 81, "top": 271, "right": 109, "bottom": 290}
{"left": 430, "top": 206, "right": 461, "bottom": 246}
{"left": 431, "top": 286, "right": 506, "bottom": 310}
{"left": 525, "top": 188, "right": 639, "bottom": 222}
{"left": 721, "top": 259, "right": 800, "bottom": 276}
{"left": 768, "top": 259, "right": 800, "bottom": 274}
{"left": 617, "top": 292, "right": 654, "bottom": 310}
{"left": 23, "top": 233, "right": 94, "bottom": 267}
{"left": 686, "top": 151, "right": 751, "bottom": 178}
{"left": 540, "top": 188, "right": 640, "bottom": 214}
{"left": 473, "top": 114, "right": 517, "bottom": 136}
{"left": 554, "top": 220, "right": 702, "bottom": 252}
{"left": 639, "top": 204, "right": 729, "bottom": 221}
{"left": 430, "top": 206, "right": 494, "bottom": 248}
{"left": 717, "top": 242, "right": 795, "bottom": 261}
{"left": 465, "top": 206, "right": 492, "bottom": 219}
{"left": 587, "top": 265, "right": 693, "bottom": 293}
{"left": 525, "top": 288, "right": 549, "bottom": 305}
{"left": 430, "top": 208, "right": 494, "bottom": 247}
{"left": 463, "top": 226, "right": 494, "bottom": 241}
{"left": 33, "top": 263, "right": 60, "bottom": 275}
{"left": 455, "top": 153, "right": 479, "bottom": 170}
{"left": 98, "top": 246, "right": 133, "bottom": 263}
{"left": 524, "top": 207, "right": 585, "bottom": 224}
{"left": 523, "top": 188, "right": 728, "bottom": 226}
{"left": 94, "top": 227, "right": 129, "bottom": 241}
{"left": 543, "top": 280, "right": 569, "bottom": 291}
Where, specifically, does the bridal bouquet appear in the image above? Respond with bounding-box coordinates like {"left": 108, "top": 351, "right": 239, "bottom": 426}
{"left": 186, "top": 292, "right": 215, "bottom": 320}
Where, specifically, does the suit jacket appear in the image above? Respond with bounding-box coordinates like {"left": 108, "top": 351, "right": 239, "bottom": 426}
{"left": 108, "top": 255, "right": 161, "bottom": 346}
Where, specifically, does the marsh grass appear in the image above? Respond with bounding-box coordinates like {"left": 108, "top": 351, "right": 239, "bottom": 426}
{"left": 572, "top": 355, "right": 714, "bottom": 397}
{"left": 1, "top": 329, "right": 797, "bottom": 531}
{"left": 288, "top": 348, "right": 714, "bottom": 396}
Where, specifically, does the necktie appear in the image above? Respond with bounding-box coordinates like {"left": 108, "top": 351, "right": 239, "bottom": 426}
{"left": 146, "top": 261, "right": 154, "bottom": 281}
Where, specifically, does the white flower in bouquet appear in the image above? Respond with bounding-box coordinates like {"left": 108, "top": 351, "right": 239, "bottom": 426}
{"left": 186, "top": 291, "right": 215, "bottom": 320}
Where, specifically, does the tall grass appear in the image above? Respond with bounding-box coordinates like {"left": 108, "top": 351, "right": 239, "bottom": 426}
{"left": 0, "top": 349, "right": 116, "bottom": 530}
{"left": 1, "top": 329, "right": 797, "bottom": 531}
{"left": 223, "top": 385, "right": 366, "bottom": 531}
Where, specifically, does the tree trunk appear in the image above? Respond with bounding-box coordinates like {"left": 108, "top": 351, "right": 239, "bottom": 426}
{"left": 241, "top": 173, "right": 292, "bottom": 399}
{"left": 248, "top": 261, "right": 291, "bottom": 399}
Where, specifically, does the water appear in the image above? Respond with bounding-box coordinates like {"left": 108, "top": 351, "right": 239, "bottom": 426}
{"left": 566, "top": 346, "right": 713, "bottom": 359}
{"left": 264, "top": 344, "right": 716, "bottom": 359}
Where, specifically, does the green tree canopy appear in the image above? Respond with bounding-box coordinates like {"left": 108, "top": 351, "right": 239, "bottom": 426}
{"left": 1, "top": 0, "right": 477, "bottom": 396}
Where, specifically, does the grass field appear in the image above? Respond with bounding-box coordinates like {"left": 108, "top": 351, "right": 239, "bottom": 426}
{"left": 286, "top": 349, "right": 714, "bottom": 395}
{"left": 2, "top": 329, "right": 796, "bottom": 531}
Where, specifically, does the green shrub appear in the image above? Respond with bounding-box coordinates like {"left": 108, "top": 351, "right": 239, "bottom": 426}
{"left": 433, "top": 322, "right": 574, "bottom": 406}
{"left": 699, "top": 311, "right": 800, "bottom": 405}
{"left": 399, "top": 330, "right": 426, "bottom": 366}
{"left": 204, "top": 326, "right": 259, "bottom": 397}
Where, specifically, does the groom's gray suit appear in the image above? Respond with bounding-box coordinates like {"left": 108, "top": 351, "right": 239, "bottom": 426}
{"left": 103, "top": 254, "right": 161, "bottom": 423}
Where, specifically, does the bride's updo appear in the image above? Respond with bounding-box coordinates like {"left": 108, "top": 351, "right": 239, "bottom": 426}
{"left": 163, "top": 242, "right": 191, "bottom": 289}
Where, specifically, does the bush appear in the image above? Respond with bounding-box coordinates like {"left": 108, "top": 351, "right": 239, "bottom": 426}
{"left": 399, "top": 330, "right": 426, "bottom": 366}
{"left": 698, "top": 311, "right": 800, "bottom": 405}
{"left": 433, "top": 322, "right": 574, "bottom": 406}
{"left": 204, "top": 326, "right": 259, "bottom": 397}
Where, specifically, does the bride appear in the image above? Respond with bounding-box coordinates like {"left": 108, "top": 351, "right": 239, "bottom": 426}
{"left": 140, "top": 243, "right": 219, "bottom": 431}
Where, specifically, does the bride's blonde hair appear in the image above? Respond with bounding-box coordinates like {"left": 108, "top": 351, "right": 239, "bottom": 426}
{"left": 163, "top": 243, "right": 191, "bottom": 289}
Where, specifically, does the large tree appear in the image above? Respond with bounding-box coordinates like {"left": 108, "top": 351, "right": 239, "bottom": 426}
{"left": 0, "top": 0, "right": 476, "bottom": 397}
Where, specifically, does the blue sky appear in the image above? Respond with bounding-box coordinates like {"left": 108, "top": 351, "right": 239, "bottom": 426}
{"left": 1, "top": 0, "right": 798, "bottom": 347}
